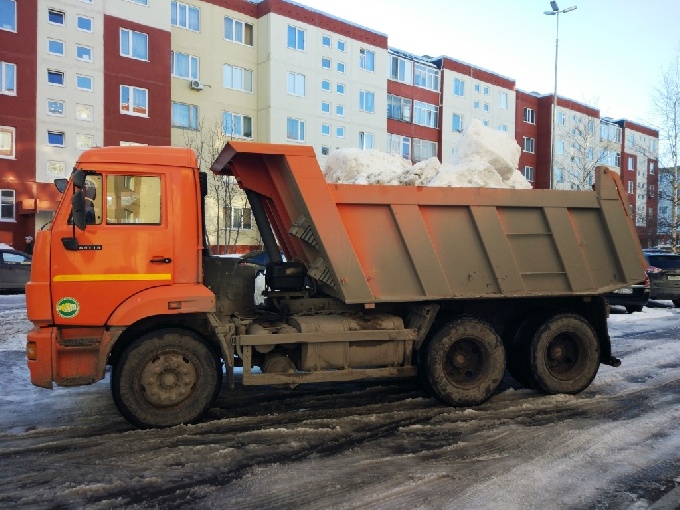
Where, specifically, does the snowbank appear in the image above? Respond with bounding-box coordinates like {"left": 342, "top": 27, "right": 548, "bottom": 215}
{"left": 324, "top": 119, "right": 531, "bottom": 189}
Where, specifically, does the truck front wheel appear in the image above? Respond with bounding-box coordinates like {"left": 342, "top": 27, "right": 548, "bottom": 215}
{"left": 111, "top": 329, "right": 223, "bottom": 428}
{"left": 425, "top": 318, "right": 506, "bottom": 406}
{"left": 529, "top": 314, "right": 599, "bottom": 395}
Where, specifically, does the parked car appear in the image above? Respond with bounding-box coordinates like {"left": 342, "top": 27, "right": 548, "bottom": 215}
{"left": 644, "top": 251, "right": 680, "bottom": 307}
{"left": 604, "top": 273, "right": 650, "bottom": 313}
{"left": 0, "top": 248, "right": 32, "bottom": 293}
{"left": 238, "top": 249, "right": 285, "bottom": 274}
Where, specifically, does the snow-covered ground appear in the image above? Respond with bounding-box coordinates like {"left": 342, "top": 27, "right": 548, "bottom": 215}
{"left": 1, "top": 294, "right": 680, "bottom": 509}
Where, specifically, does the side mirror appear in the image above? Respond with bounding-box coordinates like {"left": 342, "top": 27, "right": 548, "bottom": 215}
{"left": 71, "top": 190, "right": 87, "bottom": 230}
{"left": 54, "top": 178, "right": 68, "bottom": 193}
{"left": 72, "top": 169, "right": 86, "bottom": 189}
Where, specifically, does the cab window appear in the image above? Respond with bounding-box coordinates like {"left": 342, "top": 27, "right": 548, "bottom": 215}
{"left": 106, "top": 175, "right": 161, "bottom": 224}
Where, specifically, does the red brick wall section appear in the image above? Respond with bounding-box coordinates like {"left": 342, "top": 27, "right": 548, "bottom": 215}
{"left": 0, "top": 0, "right": 38, "bottom": 245}
{"left": 103, "top": 16, "right": 171, "bottom": 147}
{"left": 203, "top": 0, "right": 388, "bottom": 47}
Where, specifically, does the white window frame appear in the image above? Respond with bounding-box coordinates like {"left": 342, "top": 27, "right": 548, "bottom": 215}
{"left": 628, "top": 181, "right": 634, "bottom": 194}
{"left": 321, "top": 79, "right": 331, "bottom": 92}
{"left": 76, "top": 44, "right": 92, "bottom": 62}
{"left": 321, "top": 57, "right": 331, "bottom": 70}
{"left": 76, "top": 104, "right": 93, "bottom": 121}
{"left": 337, "top": 40, "right": 346, "bottom": 52}
{"left": 524, "top": 107, "right": 535, "bottom": 124}
{"left": 224, "top": 16, "right": 253, "bottom": 46}
{"left": 387, "top": 94, "right": 411, "bottom": 122}
{"left": 321, "top": 145, "right": 330, "bottom": 156}
{"left": 0, "top": 126, "right": 16, "bottom": 159}
{"left": 172, "top": 1, "right": 200, "bottom": 32}
{"left": 523, "top": 137, "right": 535, "bottom": 153}
{"left": 287, "top": 25, "right": 305, "bottom": 51}
{"left": 336, "top": 126, "right": 345, "bottom": 138}
{"left": 389, "top": 55, "right": 413, "bottom": 85}
{"left": 414, "top": 64, "right": 439, "bottom": 92}
{"left": 321, "top": 101, "right": 331, "bottom": 114}
{"left": 322, "top": 34, "right": 331, "bottom": 47}
{"left": 628, "top": 156, "right": 635, "bottom": 171}
{"left": 286, "top": 117, "right": 305, "bottom": 142}
{"left": 337, "top": 62, "right": 346, "bottom": 74}
{"left": 387, "top": 133, "right": 411, "bottom": 160}
{"left": 558, "top": 111, "right": 566, "bottom": 125}
{"left": 76, "top": 15, "right": 93, "bottom": 33}
{"left": 452, "top": 113, "right": 463, "bottom": 132}
{"left": 47, "top": 99, "right": 64, "bottom": 116}
{"left": 47, "top": 130, "right": 65, "bottom": 147}
{"left": 414, "top": 101, "right": 438, "bottom": 128}
{"left": 359, "top": 90, "right": 375, "bottom": 113}
{"left": 120, "top": 85, "right": 148, "bottom": 117}
{"left": 222, "top": 111, "right": 253, "bottom": 139}
{"left": 76, "top": 133, "right": 94, "bottom": 151}
{"left": 223, "top": 64, "right": 253, "bottom": 93}
{"left": 120, "top": 28, "right": 149, "bottom": 61}
{"left": 171, "top": 101, "right": 199, "bottom": 130}
{"left": 0, "top": 188, "right": 15, "bottom": 221}
{"left": 359, "top": 131, "right": 374, "bottom": 150}
{"left": 336, "top": 105, "right": 345, "bottom": 117}
{"left": 287, "top": 72, "right": 305, "bottom": 97}
{"left": 0, "top": 61, "right": 16, "bottom": 95}
{"left": 76, "top": 74, "right": 93, "bottom": 91}
{"left": 483, "top": 102, "right": 490, "bottom": 112}
{"left": 336, "top": 83, "right": 345, "bottom": 95}
{"left": 359, "top": 48, "right": 375, "bottom": 72}
{"left": 48, "top": 39, "right": 65, "bottom": 56}
{"left": 523, "top": 166, "right": 534, "bottom": 181}
{"left": 498, "top": 91, "right": 508, "bottom": 110}
{"left": 321, "top": 123, "right": 330, "bottom": 136}
{"left": 413, "top": 138, "right": 437, "bottom": 162}
{"left": 171, "top": 51, "right": 199, "bottom": 80}
{"left": 47, "top": 160, "right": 65, "bottom": 177}
{"left": 48, "top": 9, "right": 65, "bottom": 26}
{"left": 47, "top": 69, "right": 65, "bottom": 87}
{"left": 453, "top": 78, "right": 465, "bottom": 97}
{"left": 0, "top": 0, "right": 17, "bottom": 32}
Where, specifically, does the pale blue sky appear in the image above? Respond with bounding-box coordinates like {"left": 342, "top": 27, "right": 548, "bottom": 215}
{"left": 296, "top": 0, "right": 680, "bottom": 127}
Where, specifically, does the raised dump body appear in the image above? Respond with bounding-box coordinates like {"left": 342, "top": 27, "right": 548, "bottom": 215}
{"left": 212, "top": 142, "right": 645, "bottom": 303}
{"left": 27, "top": 142, "right": 646, "bottom": 429}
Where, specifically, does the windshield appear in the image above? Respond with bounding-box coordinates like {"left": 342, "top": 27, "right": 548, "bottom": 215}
{"left": 646, "top": 254, "right": 680, "bottom": 270}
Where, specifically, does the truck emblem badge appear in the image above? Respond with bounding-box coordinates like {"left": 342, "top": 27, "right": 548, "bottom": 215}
{"left": 56, "top": 297, "right": 80, "bottom": 319}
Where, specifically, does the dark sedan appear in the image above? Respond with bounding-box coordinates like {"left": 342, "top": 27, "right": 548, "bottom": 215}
{"left": 0, "top": 248, "right": 32, "bottom": 293}
{"left": 645, "top": 252, "right": 680, "bottom": 307}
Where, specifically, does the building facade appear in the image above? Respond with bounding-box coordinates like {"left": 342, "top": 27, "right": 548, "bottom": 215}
{"left": 0, "top": 0, "right": 661, "bottom": 250}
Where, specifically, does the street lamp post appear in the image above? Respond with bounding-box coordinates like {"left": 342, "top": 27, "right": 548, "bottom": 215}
{"left": 544, "top": 1, "right": 576, "bottom": 189}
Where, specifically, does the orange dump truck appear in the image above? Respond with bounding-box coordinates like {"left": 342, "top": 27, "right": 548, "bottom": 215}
{"left": 26, "top": 142, "right": 646, "bottom": 428}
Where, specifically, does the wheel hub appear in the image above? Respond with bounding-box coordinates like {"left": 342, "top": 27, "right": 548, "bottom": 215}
{"left": 140, "top": 353, "right": 197, "bottom": 407}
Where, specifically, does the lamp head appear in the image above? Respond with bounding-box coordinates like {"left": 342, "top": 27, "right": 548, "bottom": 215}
{"left": 550, "top": 1, "right": 559, "bottom": 11}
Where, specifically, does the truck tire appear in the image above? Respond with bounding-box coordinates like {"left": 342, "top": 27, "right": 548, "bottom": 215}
{"left": 529, "top": 314, "right": 599, "bottom": 395}
{"left": 425, "top": 317, "right": 506, "bottom": 406}
{"left": 111, "top": 329, "right": 223, "bottom": 428}
{"left": 506, "top": 315, "right": 546, "bottom": 389}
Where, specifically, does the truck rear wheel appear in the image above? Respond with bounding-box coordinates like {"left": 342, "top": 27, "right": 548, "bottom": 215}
{"left": 529, "top": 314, "right": 599, "bottom": 395}
{"left": 111, "top": 329, "right": 223, "bottom": 428}
{"left": 425, "top": 318, "right": 506, "bottom": 406}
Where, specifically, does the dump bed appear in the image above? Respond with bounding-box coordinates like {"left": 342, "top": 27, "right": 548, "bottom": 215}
{"left": 212, "top": 142, "right": 646, "bottom": 304}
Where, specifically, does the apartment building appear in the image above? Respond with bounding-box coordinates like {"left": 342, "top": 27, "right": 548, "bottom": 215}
{"left": 435, "top": 56, "right": 516, "bottom": 164}
{"left": 386, "top": 49, "right": 440, "bottom": 162}
{"left": 618, "top": 119, "right": 659, "bottom": 246}
{"left": 0, "top": 0, "right": 662, "bottom": 250}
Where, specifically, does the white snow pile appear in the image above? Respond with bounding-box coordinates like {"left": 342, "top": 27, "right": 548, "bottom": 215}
{"left": 324, "top": 119, "right": 532, "bottom": 189}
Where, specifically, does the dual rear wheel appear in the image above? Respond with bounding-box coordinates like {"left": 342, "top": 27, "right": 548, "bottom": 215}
{"left": 421, "top": 314, "right": 600, "bottom": 406}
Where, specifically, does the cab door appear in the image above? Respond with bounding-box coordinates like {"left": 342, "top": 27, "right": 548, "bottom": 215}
{"left": 50, "top": 172, "right": 174, "bottom": 326}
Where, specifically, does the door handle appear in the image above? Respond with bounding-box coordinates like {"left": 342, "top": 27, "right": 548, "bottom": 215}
{"left": 150, "top": 257, "right": 172, "bottom": 264}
